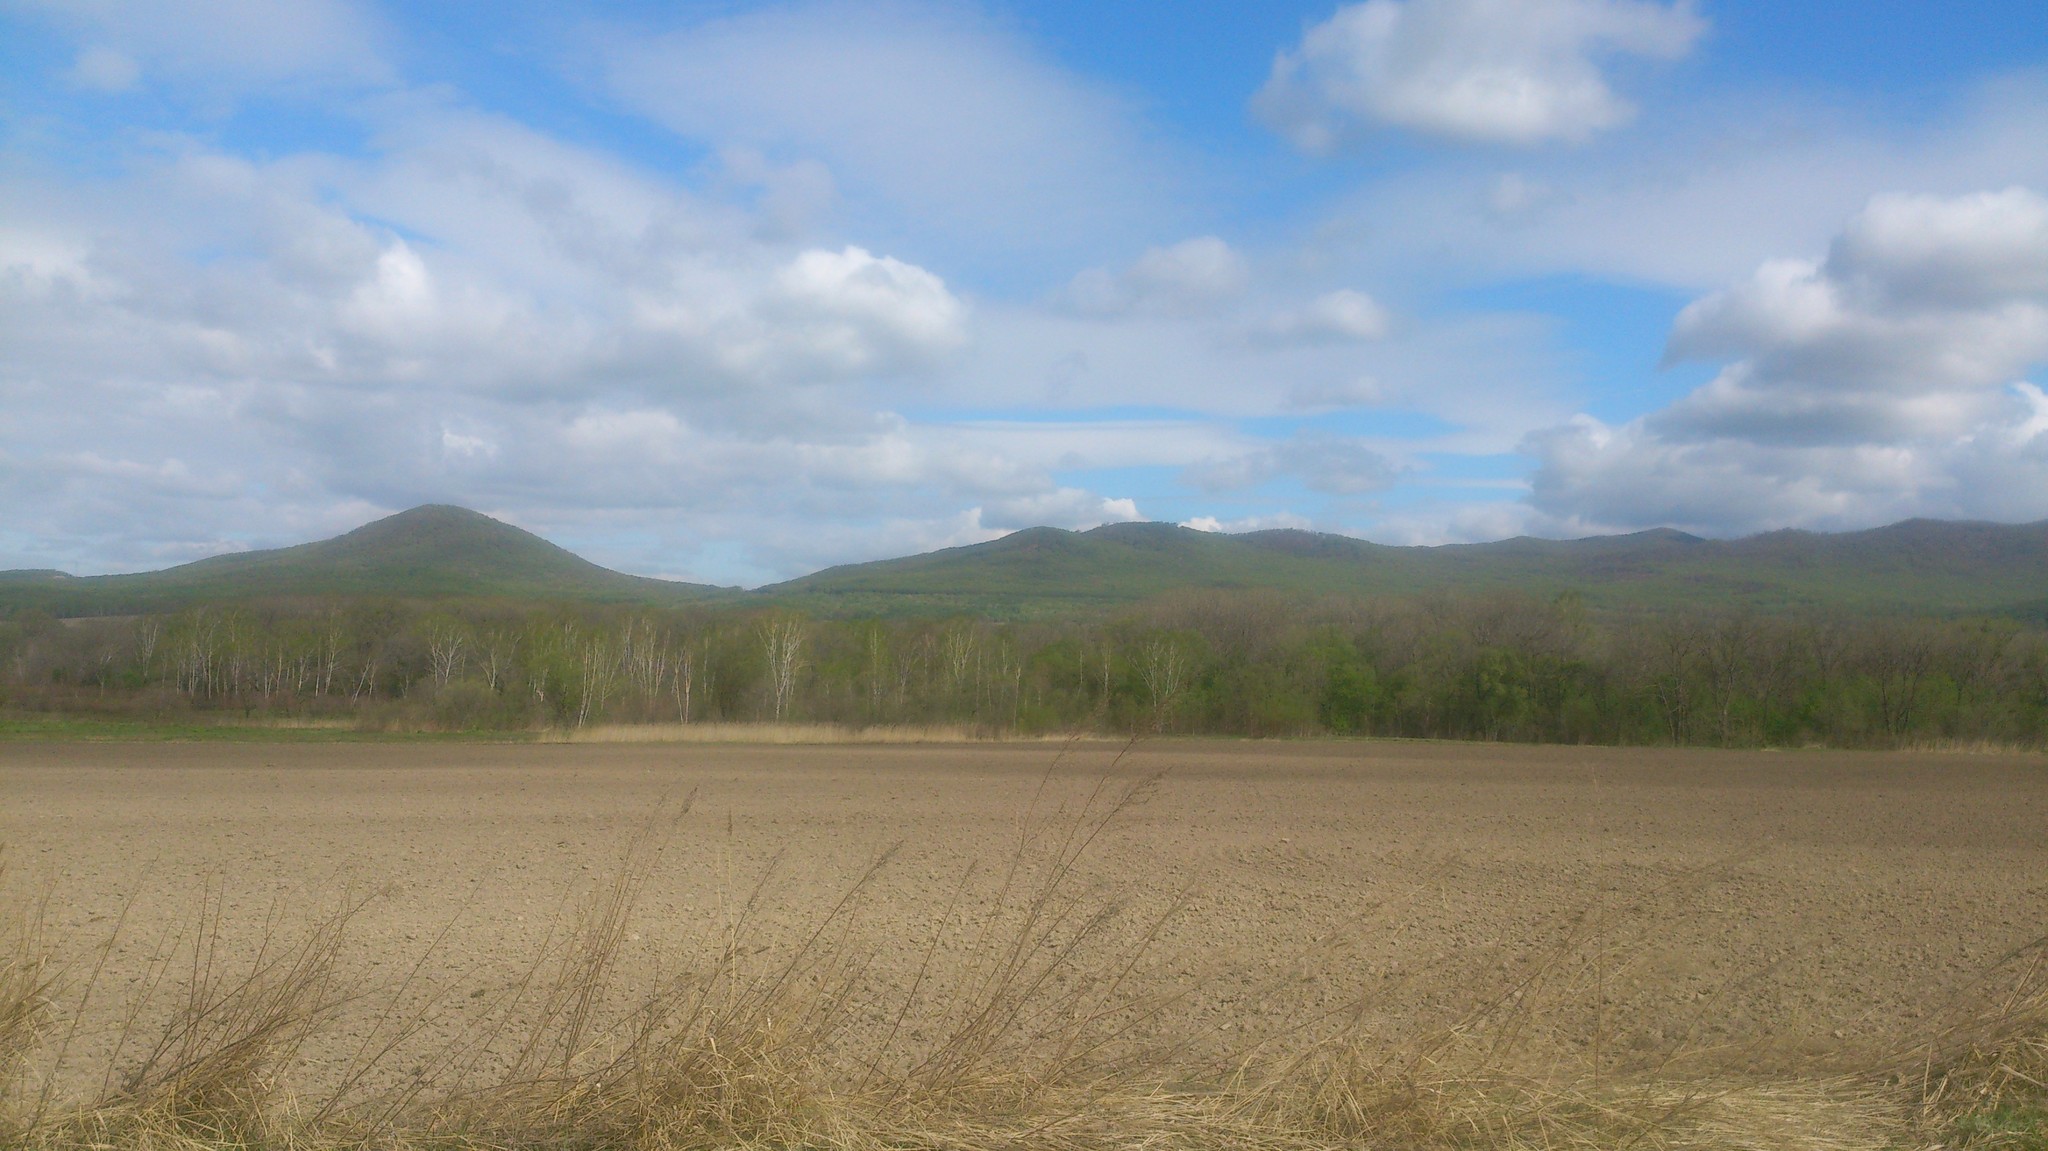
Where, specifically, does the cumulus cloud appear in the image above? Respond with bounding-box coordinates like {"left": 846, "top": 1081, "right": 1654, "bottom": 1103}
{"left": 1248, "top": 289, "right": 1390, "bottom": 345}
{"left": 1525, "top": 187, "right": 2048, "bottom": 534}
{"left": 0, "top": 109, "right": 1097, "bottom": 583}
{"left": 1063, "top": 237, "right": 1249, "bottom": 317}
{"left": 1, "top": 120, "right": 974, "bottom": 399}
{"left": 764, "top": 246, "right": 968, "bottom": 373}
{"left": 1180, "top": 511, "right": 1316, "bottom": 533}
{"left": 1255, "top": 0, "right": 1703, "bottom": 149}
{"left": 6, "top": 0, "right": 1764, "bottom": 577}
{"left": 980, "top": 489, "right": 1142, "bottom": 532}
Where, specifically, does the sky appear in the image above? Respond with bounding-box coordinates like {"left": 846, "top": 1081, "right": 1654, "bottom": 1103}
{"left": 2, "top": 0, "right": 2046, "bottom": 586}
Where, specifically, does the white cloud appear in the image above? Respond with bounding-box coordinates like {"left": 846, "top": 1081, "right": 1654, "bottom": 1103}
{"left": 19, "top": 0, "right": 390, "bottom": 94}
{"left": 1287, "top": 376, "right": 1391, "bottom": 410}
{"left": 1180, "top": 511, "right": 1315, "bottom": 534}
{"left": 1367, "top": 498, "right": 1546, "bottom": 545}
{"left": 0, "top": 111, "right": 1051, "bottom": 584}
{"left": 0, "top": 226, "right": 93, "bottom": 288}
{"left": 764, "top": 246, "right": 968, "bottom": 374}
{"left": 68, "top": 46, "right": 139, "bottom": 92}
{"left": 1064, "top": 237, "right": 1248, "bottom": 317}
{"left": 1825, "top": 186, "right": 2048, "bottom": 307}
{"left": 1487, "top": 171, "right": 1553, "bottom": 215}
{"left": 944, "top": 299, "right": 1568, "bottom": 451}
{"left": 438, "top": 428, "right": 496, "bottom": 461}
{"left": 980, "top": 489, "right": 1142, "bottom": 532}
{"left": 1657, "top": 189, "right": 2048, "bottom": 445}
{"left": 1255, "top": 0, "right": 1703, "bottom": 149}
{"left": 0, "top": 113, "right": 976, "bottom": 406}
{"left": 1186, "top": 434, "right": 1400, "bottom": 496}
{"left": 1249, "top": 288, "right": 1390, "bottom": 345}
{"left": 715, "top": 148, "right": 837, "bottom": 240}
{"left": 602, "top": 1, "right": 1179, "bottom": 266}
{"left": 1307, "top": 75, "right": 2048, "bottom": 294}
{"left": 1525, "top": 188, "right": 2048, "bottom": 534}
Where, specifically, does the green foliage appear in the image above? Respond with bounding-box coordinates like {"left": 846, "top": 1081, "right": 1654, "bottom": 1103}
{"left": 2, "top": 587, "right": 2045, "bottom": 748}
{"left": 1317, "top": 637, "right": 1379, "bottom": 734}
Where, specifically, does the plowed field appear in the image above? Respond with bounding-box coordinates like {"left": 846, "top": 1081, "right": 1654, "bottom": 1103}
{"left": 4, "top": 738, "right": 2045, "bottom": 1096}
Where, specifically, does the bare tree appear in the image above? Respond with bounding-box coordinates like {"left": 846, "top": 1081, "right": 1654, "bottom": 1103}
{"left": 864, "top": 623, "right": 890, "bottom": 720}
{"left": 132, "top": 617, "right": 162, "bottom": 680}
{"left": 759, "top": 615, "right": 807, "bottom": 721}
{"left": 672, "top": 640, "right": 696, "bottom": 723}
{"left": 1092, "top": 631, "right": 1116, "bottom": 709}
{"left": 576, "top": 635, "right": 620, "bottom": 728}
{"left": 480, "top": 628, "right": 517, "bottom": 694}
{"left": 1699, "top": 614, "right": 1756, "bottom": 746}
{"left": 1139, "top": 636, "right": 1191, "bottom": 732}
{"left": 941, "top": 623, "right": 977, "bottom": 697}
{"left": 315, "top": 613, "right": 346, "bottom": 696}
{"left": 1644, "top": 617, "right": 1704, "bottom": 745}
{"left": 621, "top": 616, "right": 670, "bottom": 713}
{"left": 1862, "top": 619, "right": 1936, "bottom": 744}
{"left": 428, "top": 623, "right": 468, "bottom": 688}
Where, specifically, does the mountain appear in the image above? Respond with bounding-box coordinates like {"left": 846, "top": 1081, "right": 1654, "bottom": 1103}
{"left": 766, "top": 517, "right": 2048, "bottom": 618}
{"left": 0, "top": 505, "right": 733, "bottom": 616}
{"left": 5, "top": 507, "right": 2045, "bottom": 620}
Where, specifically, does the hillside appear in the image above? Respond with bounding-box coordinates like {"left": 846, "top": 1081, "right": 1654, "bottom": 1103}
{"left": 767, "top": 517, "right": 2048, "bottom": 618}
{"left": 5, "top": 507, "right": 2045, "bottom": 620}
{"left": 0, "top": 506, "right": 732, "bottom": 616}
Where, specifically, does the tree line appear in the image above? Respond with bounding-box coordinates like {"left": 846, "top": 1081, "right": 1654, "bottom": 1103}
{"left": 2, "top": 590, "right": 2044, "bottom": 748}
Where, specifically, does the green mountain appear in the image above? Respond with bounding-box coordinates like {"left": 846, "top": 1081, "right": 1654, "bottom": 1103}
{"left": 0, "top": 505, "right": 732, "bottom": 616}
{"left": 766, "top": 517, "right": 2048, "bottom": 618}
{"left": 4, "top": 506, "right": 2045, "bottom": 620}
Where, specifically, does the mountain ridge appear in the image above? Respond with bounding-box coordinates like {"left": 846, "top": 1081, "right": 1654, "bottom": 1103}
{"left": 764, "top": 515, "right": 2048, "bottom": 617}
{"left": 4, "top": 506, "right": 2046, "bottom": 619}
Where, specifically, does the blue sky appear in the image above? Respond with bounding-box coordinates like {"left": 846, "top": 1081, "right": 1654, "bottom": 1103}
{"left": 2, "top": 0, "right": 2046, "bottom": 585}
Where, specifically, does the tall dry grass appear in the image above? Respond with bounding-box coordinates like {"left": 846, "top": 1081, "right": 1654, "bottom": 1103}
{"left": 550, "top": 722, "right": 1027, "bottom": 745}
{"left": 2, "top": 770, "right": 2044, "bottom": 1151}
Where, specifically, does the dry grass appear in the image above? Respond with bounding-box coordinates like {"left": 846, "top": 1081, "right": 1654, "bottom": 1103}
{"left": 1901, "top": 941, "right": 2048, "bottom": 1150}
{"left": 2, "top": 769, "right": 2043, "bottom": 1151}
{"left": 1898, "top": 738, "right": 2047, "bottom": 758}
{"left": 550, "top": 723, "right": 1050, "bottom": 745}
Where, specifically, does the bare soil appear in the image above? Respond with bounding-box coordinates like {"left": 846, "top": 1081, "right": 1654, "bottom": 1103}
{"left": 3, "top": 738, "right": 2045, "bottom": 1098}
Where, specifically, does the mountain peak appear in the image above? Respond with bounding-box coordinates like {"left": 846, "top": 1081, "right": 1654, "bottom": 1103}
{"left": 1, "top": 504, "right": 726, "bottom": 615}
{"left": 331, "top": 504, "right": 540, "bottom": 553}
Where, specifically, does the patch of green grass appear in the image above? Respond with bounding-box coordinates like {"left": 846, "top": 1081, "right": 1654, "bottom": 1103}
{"left": 1951, "top": 1103, "right": 2048, "bottom": 1149}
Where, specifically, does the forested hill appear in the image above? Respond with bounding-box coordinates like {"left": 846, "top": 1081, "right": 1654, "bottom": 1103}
{"left": 766, "top": 517, "right": 2048, "bottom": 618}
{"left": 0, "top": 505, "right": 735, "bottom": 616}
{"left": 4, "top": 506, "right": 2047, "bottom": 619}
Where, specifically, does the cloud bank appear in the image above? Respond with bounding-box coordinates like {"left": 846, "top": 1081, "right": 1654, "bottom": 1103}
{"left": 1256, "top": 0, "right": 1703, "bottom": 149}
{"left": 1527, "top": 188, "right": 2048, "bottom": 534}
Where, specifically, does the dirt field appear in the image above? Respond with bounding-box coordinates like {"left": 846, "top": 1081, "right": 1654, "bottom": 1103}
{"left": 3, "top": 737, "right": 2046, "bottom": 1108}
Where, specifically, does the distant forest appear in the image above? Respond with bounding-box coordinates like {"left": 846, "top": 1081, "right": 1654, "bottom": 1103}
{"left": 4, "top": 591, "right": 2044, "bottom": 749}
